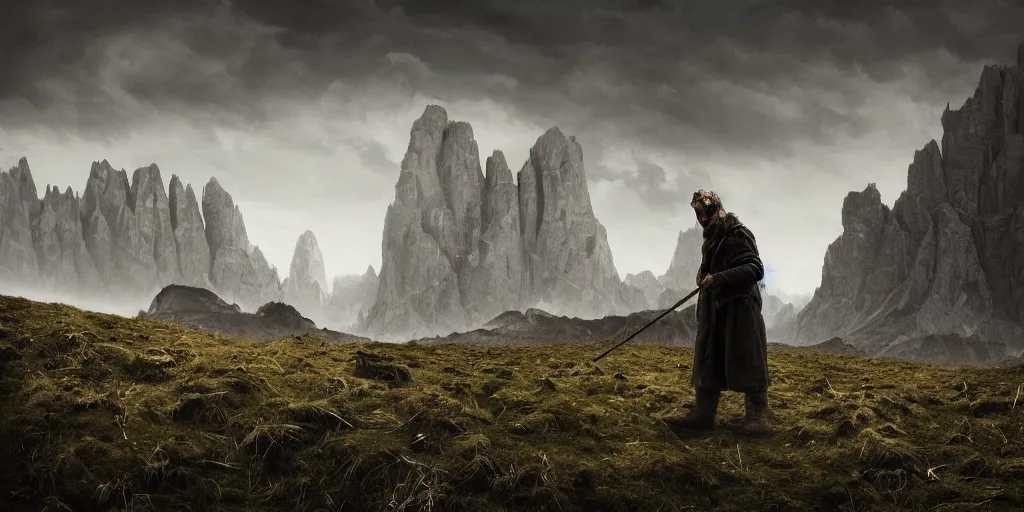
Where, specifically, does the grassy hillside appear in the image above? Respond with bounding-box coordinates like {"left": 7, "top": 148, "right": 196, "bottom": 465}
{"left": 1, "top": 294, "right": 1023, "bottom": 511}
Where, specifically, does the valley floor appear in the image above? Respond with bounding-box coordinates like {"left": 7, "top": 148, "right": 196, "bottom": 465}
{"left": 1, "top": 294, "right": 1023, "bottom": 511}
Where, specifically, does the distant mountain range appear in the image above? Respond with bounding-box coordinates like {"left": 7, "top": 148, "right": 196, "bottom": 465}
{"left": 622, "top": 222, "right": 811, "bottom": 332}
{"left": 0, "top": 159, "right": 376, "bottom": 331}
{"left": 10, "top": 41, "right": 1020, "bottom": 366}
{"left": 353, "top": 105, "right": 811, "bottom": 341}
{"left": 0, "top": 110, "right": 822, "bottom": 345}
{"left": 773, "top": 42, "right": 1024, "bottom": 366}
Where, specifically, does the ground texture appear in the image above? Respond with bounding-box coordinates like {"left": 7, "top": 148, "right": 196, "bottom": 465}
{"left": 1, "top": 294, "right": 1023, "bottom": 511}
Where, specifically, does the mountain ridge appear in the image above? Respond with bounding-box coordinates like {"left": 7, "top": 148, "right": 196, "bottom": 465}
{"left": 0, "top": 157, "right": 377, "bottom": 331}
{"left": 779, "top": 42, "right": 1024, "bottom": 364}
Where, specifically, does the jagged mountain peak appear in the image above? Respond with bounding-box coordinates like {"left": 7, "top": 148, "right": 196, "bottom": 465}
{"left": 785, "top": 43, "right": 1024, "bottom": 365}
{"left": 363, "top": 108, "right": 645, "bottom": 340}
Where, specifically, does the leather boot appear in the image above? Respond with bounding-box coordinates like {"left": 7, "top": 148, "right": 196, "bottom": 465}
{"left": 725, "top": 391, "right": 759, "bottom": 426}
{"left": 662, "top": 388, "right": 720, "bottom": 430}
{"left": 736, "top": 391, "right": 773, "bottom": 436}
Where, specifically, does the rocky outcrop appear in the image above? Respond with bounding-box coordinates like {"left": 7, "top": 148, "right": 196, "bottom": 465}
{"left": 658, "top": 223, "right": 703, "bottom": 291}
{"left": 144, "top": 284, "right": 368, "bottom": 342}
{"left": 0, "top": 155, "right": 386, "bottom": 337}
{"left": 625, "top": 270, "right": 661, "bottom": 306}
{"left": 465, "top": 151, "right": 529, "bottom": 320}
{"left": 761, "top": 292, "right": 787, "bottom": 328}
{"left": 326, "top": 266, "right": 379, "bottom": 330}
{"left": 168, "top": 176, "right": 210, "bottom": 287}
{"left": 202, "top": 177, "right": 282, "bottom": 312}
{"left": 31, "top": 185, "right": 102, "bottom": 292}
{"left": 363, "top": 107, "right": 476, "bottom": 339}
{"left": 362, "top": 106, "right": 647, "bottom": 340}
{"left": 0, "top": 158, "right": 307, "bottom": 318}
{"left": 131, "top": 164, "right": 180, "bottom": 288}
{"left": 632, "top": 221, "right": 799, "bottom": 329}
{"left": 517, "top": 127, "right": 647, "bottom": 318}
{"left": 282, "top": 230, "right": 328, "bottom": 318}
{"left": 767, "top": 303, "right": 798, "bottom": 340}
{"left": 769, "top": 288, "right": 813, "bottom": 311}
{"left": 789, "top": 43, "right": 1024, "bottom": 363}
{"left": 419, "top": 304, "right": 699, "bottom": 348}
{"left": 0, "top": 159, "right": 40, "bottom": 285}
{"left": 80, "top": 161, "right": 160, "bottom": 298}
{"left": 656, "top": 287, "right": 686, "bottom": 309}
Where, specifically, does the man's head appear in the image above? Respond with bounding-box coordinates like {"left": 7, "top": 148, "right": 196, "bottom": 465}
{"left": 690, "top": 189, "right": 723, "bottom": 228}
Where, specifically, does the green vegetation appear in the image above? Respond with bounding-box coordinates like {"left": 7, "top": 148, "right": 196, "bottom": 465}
{"left": 1, "top": 294, "right": 1023, "bottom": 511}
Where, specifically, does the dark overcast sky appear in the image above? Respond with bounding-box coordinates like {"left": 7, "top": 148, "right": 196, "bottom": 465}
{"left": 2, "top": 0, "right": 1022, "bottom": 296}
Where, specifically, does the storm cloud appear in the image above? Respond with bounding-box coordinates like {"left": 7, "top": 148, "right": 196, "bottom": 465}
{"left": 6, "top": 1, "right": 1019, "bottom": 147}
{"left": 2, "top": 0, "right": 1021, "bottom": 294}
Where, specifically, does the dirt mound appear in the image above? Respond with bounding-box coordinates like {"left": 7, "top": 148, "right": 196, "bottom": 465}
{"left": 420, "top": 305, "right": 700, "bottom": 346}
{"left": 254, "top": 301, "right": 318, "bottom": 331}
{"left": 147, "top": 284, "right": 242, "bottom": 316}
{"left": 144, "top": 284, "right": 366, "bottom": 342}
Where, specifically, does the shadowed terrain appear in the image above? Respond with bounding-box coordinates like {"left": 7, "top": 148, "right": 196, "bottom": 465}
{"left": 1, "top": 294, "right": 1023, "bottom": 511}
{"left": 416, "top": 305, "right": 698, "bottom": 347}
{"left": 140, "top": 284, "right": 369, "bottom": 343}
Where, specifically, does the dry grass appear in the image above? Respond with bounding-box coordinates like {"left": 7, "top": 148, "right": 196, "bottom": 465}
{"left": 1, "top": 294, "right": 1023, "bottom": 511}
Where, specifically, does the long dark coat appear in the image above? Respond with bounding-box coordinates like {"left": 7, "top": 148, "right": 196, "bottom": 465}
{"left": 691, "top": 212, "right": 770, "bottom": 392}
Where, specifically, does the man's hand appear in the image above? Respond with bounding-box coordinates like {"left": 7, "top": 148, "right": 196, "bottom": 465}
{"left": 699, "top": 274, "right": 714, "bottom": 287}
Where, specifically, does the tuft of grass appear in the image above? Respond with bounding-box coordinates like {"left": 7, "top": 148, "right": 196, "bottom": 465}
{"left": 1, "top": 294, "right": 1024, "bottom": 511}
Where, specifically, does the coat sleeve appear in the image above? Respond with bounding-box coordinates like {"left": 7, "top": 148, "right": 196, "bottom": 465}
{"left": 714, "top": 227, "right": 764, "bottom": 286}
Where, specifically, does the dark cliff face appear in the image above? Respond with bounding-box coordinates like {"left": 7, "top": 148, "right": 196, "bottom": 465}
{"left": 791, "top": 43, "right": 1024, "bottom": 364}
{"left": 362, "top": 106, "right": 648, "bottom": 341}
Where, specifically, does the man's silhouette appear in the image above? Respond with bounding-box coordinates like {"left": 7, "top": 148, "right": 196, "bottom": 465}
{"left": 662, "top": 189, "right": 772, "bottom": 436}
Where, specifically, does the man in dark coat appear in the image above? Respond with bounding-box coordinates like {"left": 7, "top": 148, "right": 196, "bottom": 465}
{"left": 662, "top": 189, "right": 772, "bottom": 436}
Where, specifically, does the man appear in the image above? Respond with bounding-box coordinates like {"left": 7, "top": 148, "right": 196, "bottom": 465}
{"left": 662, "top": 189, "right": 772, "bottom": 436}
